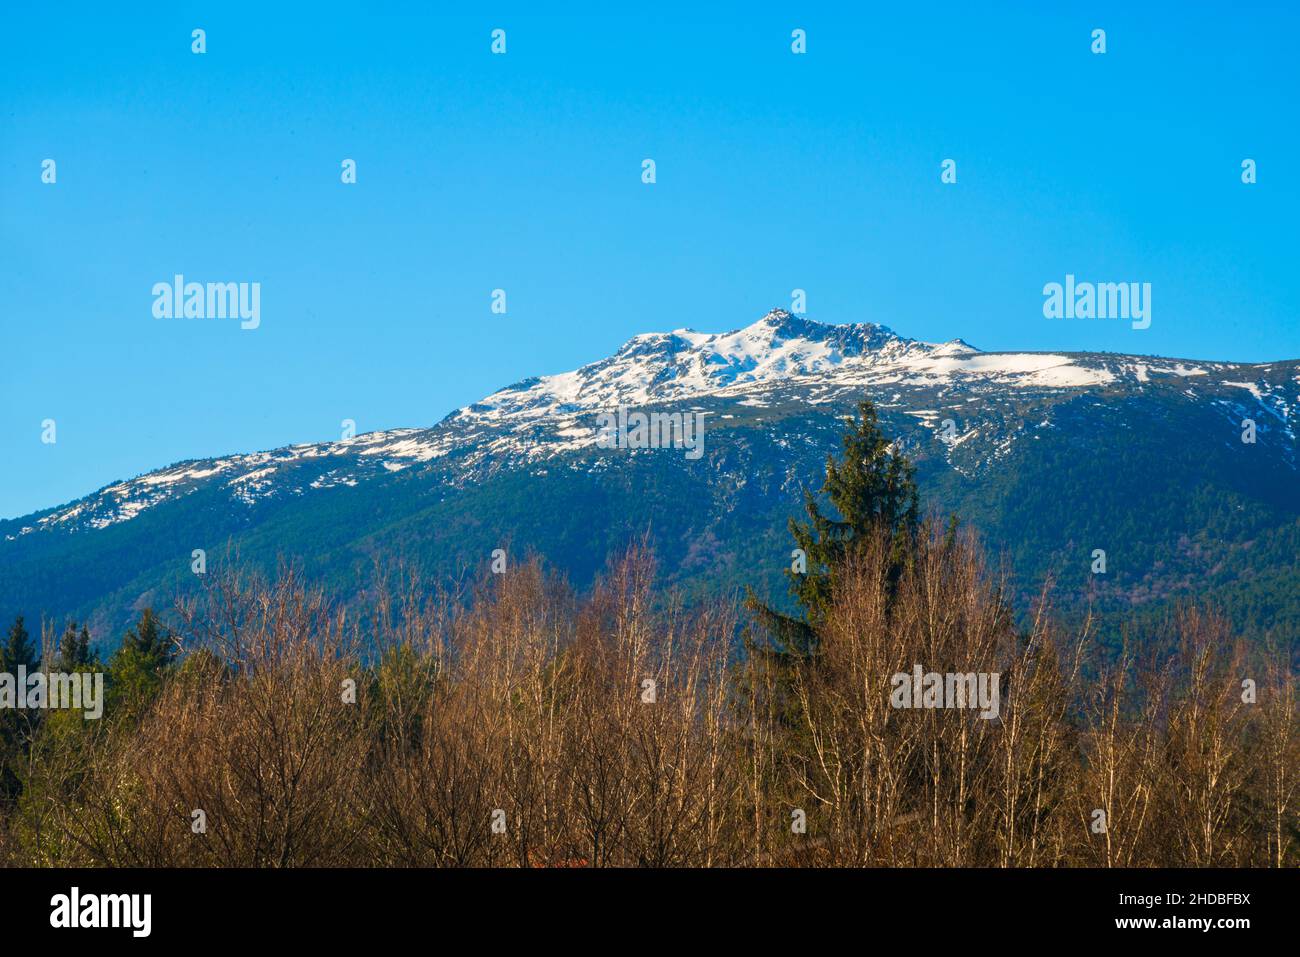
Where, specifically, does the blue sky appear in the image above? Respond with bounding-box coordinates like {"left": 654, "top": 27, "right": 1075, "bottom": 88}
{"left": 2, "top": 2, "right": 1297, "bottom": 519}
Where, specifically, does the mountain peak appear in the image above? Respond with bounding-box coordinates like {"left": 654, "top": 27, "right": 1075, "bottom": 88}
{"left": 931, "top": 337, "right": 980, "bottom": 356}
{"left": 745, "top": 309, "right": 821, "bottom": 340}
{"left": 751, "top": 307, "right": 797, "bottom": 329}
{"left": 744, "top": 309, "right": 900, "bottom": 344}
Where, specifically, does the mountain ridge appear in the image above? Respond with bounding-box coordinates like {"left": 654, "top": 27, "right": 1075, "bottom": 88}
{"left": 8, "top": 310, "right": 1296, "bottom": 539}
{"left": 3, "top": 310, "right": 1298, "bottom": 648}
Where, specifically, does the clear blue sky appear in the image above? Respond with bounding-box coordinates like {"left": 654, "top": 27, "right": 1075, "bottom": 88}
{"left": 2, "top": 2, "right": 1297, "bottom": 519}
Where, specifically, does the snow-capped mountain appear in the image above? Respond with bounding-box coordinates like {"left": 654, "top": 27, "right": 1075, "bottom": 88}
{"left": 3, "top": 309, "right": 1298, "bottom": 645}
{"left": 11, "top": 310, "right": 1297, "bottom": 539}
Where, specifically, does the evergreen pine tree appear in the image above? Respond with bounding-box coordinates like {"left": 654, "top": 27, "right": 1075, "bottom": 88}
{"left": 746, "top": 400, "right": 921, "bottom": 658}
{"left": 0, "top": 614, "right": 39, "bottom": 674}
{"left": 121, "top": 609, "right": 176, "bottom": 670}
{"left": 108, "top": 609, "right": 177, "bottom": 718}
{"left": 0, "top": 615, "right": 40, "bottom": 808}
{"left": 54, "top": 623, "right": 94, "bottom": 671}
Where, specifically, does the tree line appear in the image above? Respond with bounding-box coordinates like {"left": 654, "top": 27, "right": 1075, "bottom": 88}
{"left": 0, "top": 402, "right": 1293, "bottom": 867}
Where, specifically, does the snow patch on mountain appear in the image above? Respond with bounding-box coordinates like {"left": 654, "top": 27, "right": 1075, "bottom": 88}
{"left": 461, "top": 311, "right": 1113, "bottom": 426}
